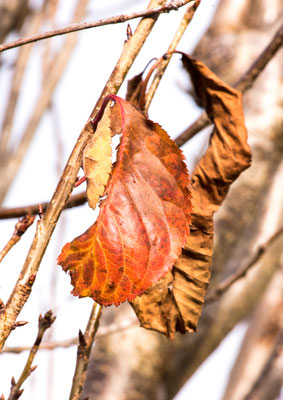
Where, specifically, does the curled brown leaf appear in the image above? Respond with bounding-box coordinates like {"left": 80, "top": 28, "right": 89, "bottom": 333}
{"left": 132, "top": 55, "right": 251, "bottom": 339}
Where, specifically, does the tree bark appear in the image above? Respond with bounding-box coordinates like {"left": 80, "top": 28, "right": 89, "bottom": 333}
{"left": 222, "top": 264, "right": 283, "bottom": 400}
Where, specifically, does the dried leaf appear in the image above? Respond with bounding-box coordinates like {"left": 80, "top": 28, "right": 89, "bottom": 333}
{"left": 83, "top": 106, "right": 112, "bottom": 209}
{"left": 132, "top": 55, "right": 252, "bottom": 339}
{"left": 58, "top": 98, "right": 191, "bottom": 306}
{"left": 125, "top": 72, "right": 144, "bottom": 107}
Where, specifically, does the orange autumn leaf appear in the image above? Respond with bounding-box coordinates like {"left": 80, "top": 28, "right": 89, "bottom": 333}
{"left": 58, "top": 97, "right": 192, "bottom": 306}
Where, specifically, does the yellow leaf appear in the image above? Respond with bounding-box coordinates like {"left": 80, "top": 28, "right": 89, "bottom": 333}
{"left": 83, "top": 106, "right": 112, "bottom": 210}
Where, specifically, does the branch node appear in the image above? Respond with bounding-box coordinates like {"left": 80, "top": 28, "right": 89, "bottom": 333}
{"left": 27, "top": 274, "right": 36, "bottom": 286}
{"left": 38, "top": 204, "right": 44, "bottom": 219}
{"left": 14, "top": 215, "right": 36, "bottom": 237}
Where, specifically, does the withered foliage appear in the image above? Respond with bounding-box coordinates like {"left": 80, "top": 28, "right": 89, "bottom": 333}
{"left": 132, "top": 55, "right": 251, "bottom": 338}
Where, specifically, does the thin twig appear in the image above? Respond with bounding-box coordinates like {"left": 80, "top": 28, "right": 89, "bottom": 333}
{"left": 7, "top": 310, "right": 56, "bottom": 400}
{"left": 144, "top": 0, "right": 200, "bottom": 112}
{"left": 206, "top": 226, "right": 283, "bottom": 303}
{"left": 0, "top": 192, "right": 87, "bottom": 220}
{"left": 69, "top": 303, "right": 102, "bottom": 400}
{"left": 0, "top": 0, "right": 168, "bottom": 352}
{"left": 0, "top": 0, "right": 193, "bottom": 53}
{"left": 2, "top": 317, "right": 139, "bottom": 353}
{"left": 0, "top": 215, "right": 35, "bottom": 263}
{"left": 175, "top": 21, "right": 283, "bottom": 147}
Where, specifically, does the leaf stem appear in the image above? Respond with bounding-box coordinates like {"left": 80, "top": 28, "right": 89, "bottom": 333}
{"left": 144, "top": 0, "right": 201, "bottom": 112}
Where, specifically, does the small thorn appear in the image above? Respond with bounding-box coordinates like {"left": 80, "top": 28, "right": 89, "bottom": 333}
{"left": 38, "top": 204, "right": 44, "bottom": 219}
{"left": 11, "top": 376, "right": 16, "bottom": 386}
{"left": 16, "top": 388, "right": 24, "bottom": 398}
{"left": 126, "top": 23, "right": 132, "bottom": 40}
{"left": 1, "top": 393, "right": 5, "bottom": 400}
{"left": 30, "top": 365, "right": 38, "bottom": 373}
{"left": 78, "top": 329, "right": 86, "bottom": 347}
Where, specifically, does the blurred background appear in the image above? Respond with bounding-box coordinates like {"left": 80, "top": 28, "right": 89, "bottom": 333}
{"left": 0, "top": 0, "right": 282, "bottom": 399}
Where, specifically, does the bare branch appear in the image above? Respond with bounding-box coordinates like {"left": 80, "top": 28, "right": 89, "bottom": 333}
{"left": 0, "top": 192, "right": 87, "bottom": 220}
{"left": 0, "top": 0, "right": 168, "bottom": 351}
{"left": 7, "top": 310, "right": 56, "bottom": 400}
{"left": 206, "top": 226, "right": 283, "bottom": 303}
{"left": 0, "top": 0, "right": 193, "bottom": 53}
{"left": 0, "top": 215, "right": 35, "bottom": 263}
{"left": 175, "top": 21, "right": 283, "bottom": 147}
{"left": 69, "top": 304, "right": 102, "bottom": 400}
{"left": 144, "top": 0, "right": 200, "bottom": 112}
{"left": 2, "top": 317, "right": 139, "bottom": 353}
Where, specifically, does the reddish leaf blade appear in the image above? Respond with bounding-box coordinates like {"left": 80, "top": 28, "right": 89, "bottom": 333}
{"left": 58, "top": 98, "right": 191, "bottom": 306}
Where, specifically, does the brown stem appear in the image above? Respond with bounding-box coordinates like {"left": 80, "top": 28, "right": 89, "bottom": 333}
{"left": 206, "top": 226, "right": 283, "bottom": 303}
{"left": 175, "top": 21, "right": 283, "bottom": 147}
{"left": 0, "top": 0, "right": 168, "bottom": 352}
{"left": 0, "top": 215, "right": 35, "bottom": 263}
{"left": 8, "top": 310, "right": 56, "bottom": 400}
{"left": 138, "top": 57, "right": 165, "bottom": 111}
{"left": 0, "top": 0, "right": 193, "bottom": 53}
{"left": 69, "top": 303, "right": 102, "bottom": 400}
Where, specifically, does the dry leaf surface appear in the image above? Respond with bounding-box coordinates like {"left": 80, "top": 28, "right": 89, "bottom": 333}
{"left": 125, "top": 72, "right": 144, "bottom": 107}
{"left": 58, "top": 98, "right": 191, "bottom": 306}
{"left": 83, "top": 106, "right": 112, "bottom": 209}
{"left": 132, "top": 55, "right": 252, "bottom": 338}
